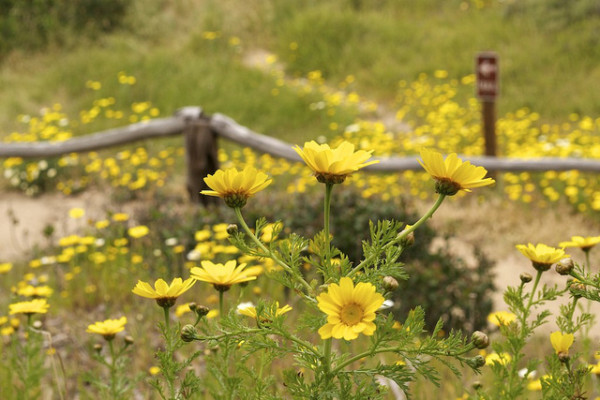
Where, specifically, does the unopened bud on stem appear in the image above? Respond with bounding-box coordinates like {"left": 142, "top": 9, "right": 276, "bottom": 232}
{"left": 180, "top": 324, "right": 199, "bottom": 342}
{"left": 555, "top": 258, "right": 574, "bottom": 275}
{"left": 471, "top": 331, "right": 490, "bottom": 349}
{"left": 520, "top": 273, "right": 532, "bottom": 284}
{"left": 383, "top": 276, "right": 399, "bottom": 292}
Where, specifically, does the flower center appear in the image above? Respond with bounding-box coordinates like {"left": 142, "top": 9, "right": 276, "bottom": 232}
{"left": 340, "top": 303, "right": 364, "bottom": 326}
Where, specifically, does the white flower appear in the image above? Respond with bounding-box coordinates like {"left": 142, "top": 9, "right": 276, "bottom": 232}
{"left": 379, "top": 299, "right": 394, "bottom": 310}
{"left": 518, "top": 368, "right": 536, "bottom": 379}
{"left": 186, "top": 249, "right": 201, "bottom": 261}
{"left": 236, "top": 302, "right": 255, "bottom": 314}
{"left": 165, "top": 237, "right": 178, "bottom": 246}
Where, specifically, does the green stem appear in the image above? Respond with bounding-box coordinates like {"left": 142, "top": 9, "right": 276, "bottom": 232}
{"left": 163, "top": 306, "right": 170, "bottom": 332}
{"left": 584, "top": 250, "right": 591, "bottom": 273}
{"left": 234, "top": 207, "right": 314, "bottom": 296}
{"left": 162, "top": 306, "right": 176, "bottom": 399}
{"left": 219, "top": 291, "right": 224, "bottom": 318}
{"left": 566, "top": 297, "right": 579, "bottom": 332}
{"left": 508, "top": 269, "right": 543, "bottom": 394}
{"left": 568, "top": 270, "right": 595, "bottom": 287}
{"left": 108, "top": 340, "right": 118, "bottom": 399}
{"left": 524, "top": 270, "right": 543, "bottom": 313}
{"left": 348, "top": 193, "right": 446, "bottom": 278}
{"left": 323, "top": 183, "right": 333, "bottom": 266}
{"left": 323, "top": 338, "right": 332, "bottom": 374}
{"left": 331, "top": 343, "right": 476, "bottom": 375}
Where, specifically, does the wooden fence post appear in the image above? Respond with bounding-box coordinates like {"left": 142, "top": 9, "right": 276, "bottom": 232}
{"left": 177, "top": 107, "right": 219, "bottom": 205}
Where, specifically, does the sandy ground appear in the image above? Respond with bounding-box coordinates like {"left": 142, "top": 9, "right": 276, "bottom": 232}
{"left": 1, "top": 190, "right": 599, "bottom": 337}
{"left": 425, "top": 194, "right": 600, "bottom": 336}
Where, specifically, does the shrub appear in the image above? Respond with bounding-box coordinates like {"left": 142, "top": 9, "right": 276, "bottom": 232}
{"left": 243, "top": 186, "right": 496, "bottom": 333}
{"left": 0, "top": 0, "right": 131, "bottom": 60}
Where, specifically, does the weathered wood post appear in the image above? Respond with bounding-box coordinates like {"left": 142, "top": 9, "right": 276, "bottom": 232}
{"left": 476, "top": 52, "right": 499, "bottom": 158}
{"left": 177, "top": 107, "right": 219, "bottom": 205}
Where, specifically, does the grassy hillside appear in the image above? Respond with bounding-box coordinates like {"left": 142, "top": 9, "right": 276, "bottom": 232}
{"left": 0, "top": 0, "right": 599, "bottom": 138}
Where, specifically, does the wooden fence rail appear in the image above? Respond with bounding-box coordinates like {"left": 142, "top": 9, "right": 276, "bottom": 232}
{"left": 2, "top": 106, "right": 600, "bottom": 174}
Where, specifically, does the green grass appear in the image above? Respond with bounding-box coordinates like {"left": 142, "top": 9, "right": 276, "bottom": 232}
{"left": 1, "top": 0, "right": 599, "bottom": 140}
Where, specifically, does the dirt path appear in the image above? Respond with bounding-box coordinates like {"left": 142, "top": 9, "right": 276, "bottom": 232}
{"left": 0, "top": 190, "right": 114, "bottom": 261}
{"left": 426, "top": 195, "right": 600, "bottom": 337}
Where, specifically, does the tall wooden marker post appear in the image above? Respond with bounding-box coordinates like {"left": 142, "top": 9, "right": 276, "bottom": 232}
{"left": 476, "top": 52, "right": 499, "bottom": 159}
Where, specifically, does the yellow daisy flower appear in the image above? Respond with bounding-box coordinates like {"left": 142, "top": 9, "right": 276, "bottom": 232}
{"left": 589, "top": 362, "right": 600, "bottom": 375}
{"left": 516, "top": 243, "right": 567, "bottom": 272}
{"left": 86, "top": 316, "right": 127, "bottom": 340}
{"left": 317, "top": 277, "right": 385, "bottom": 341}
{"left": 9, "top": 298, "right": 50, "bottom": 315}
{"left": 418, "top": 148, "right": 495, "bottom": 195}
{"left": 527, "top": 379, "right": 542, "bottom": 391}
{"left": 17, "top": 285, "right": 54, "bottom": 298}
{"left": 132, "top": 277, "right": 196, "bottom": 308}
{"left": 550, "top": 331, "right": 574, "bottom": 355}
{"left": 128, "top": 225, "right": 149, "bottom": 239}
{"left": 0, "top": 262, "right": 13, "bottom": 273}
{"left": 201, "top": 167, "right": 272, "bottom": 208}
{"left": 190, "top": 260, "right": 261, "bottom": 292}
{"left": 293, "top": 140, "right": 379, "bottom": 184}
{"left": 68, "top": 207, "right": 85, "bottom": 219}
{"left": 237, "top": 302, "right": 292, "bottom": 322}
{"left": 487, "top": 311, "right": 517, "bottom": 327}
{"left": 485, "top": 352, "right": 512, "bottom": 366}
{"left": 559, "top": 235, "right": 600, "bottom": 252}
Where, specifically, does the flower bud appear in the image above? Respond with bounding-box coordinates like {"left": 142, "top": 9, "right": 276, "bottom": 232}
{"left": 520, "top": 273, "right": 532, "bottom": 283}
{"left": 555, "top": 258, "right": 574, "bottom": 275}
{"left": 93, "top": 343, "right": 103, "bottom": 353}
{"left": 194, "top": 305, "right": 210, "bottom": 318}
{"left": 466, "top": 355, "right": 486, "bottom": 369}
{"left": 188, "top": 302, "right": 198, "bottom": 312}
{"left": 472, "top": 381, "right": 482, "bottom": 390}
{"left": 180, "top": 324, "right": 199, "bottom": 343}
{"left": 399, "top": 231, "right": 415, "bottom": 247}
{"left": 471, "top": 331, "right": 490, "bottom": 349}
{"left": 124, "top": 336, "right": 135, "bottom": 346}
{"left": 568, "top": 280, "right": 586, "bottom": 298}
{"left": 226, "top": 224, "right": 238, "bottom": 235}
{"left": 382, "top": 276, "right": 399, "bottom": 292}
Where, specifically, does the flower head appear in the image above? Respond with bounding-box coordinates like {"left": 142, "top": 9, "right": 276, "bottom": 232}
{"left": 293, "top": 140, "right": 379, "bottom": 184}
{"left": 132, "top": 277, "right": 196, "bottom": 308}
{"left": 190, "top": 260, "right": 261, "bottom": 292}
{"left": 17, "top": 285, "right": 53, "bottom": 298}
{"left": 128, "top": 225, "right": 149, "bottom": 239}
{"left": 487, "top": 311, "right": 517, "bottom": 327}
{"left": 516, "top": 243, "right": 567, "bottom": 272}
{"left": 237, "top": 302, "right": 292, "bottom": 322}
{"left": 68, "top": 207, "right": 85, "bottom": 219}
{"left": 550, "top": 331, "right": 574, "bottom": 356}
{"left": 86, "top": 316, "right": 127, "bottom": 340}
{"left": 559, "top": 235, "right": 600, "bottom": 252}
{"left": 485, "top": 352, "right": 512, "bottom": 366}
{"left": 201, "top": 167, "right": 272, "bottom": 208}
{"left": 317, "top": 277, "right": 385, "bottom": 341}
{"left": 418, "top": 148, "right": 495, "bottom": 195}
{"left": 9, "top": 298, "right": 50, "bottom": 315}
{"left": 0, "top": 262, "right": 12, "bottom": 273}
